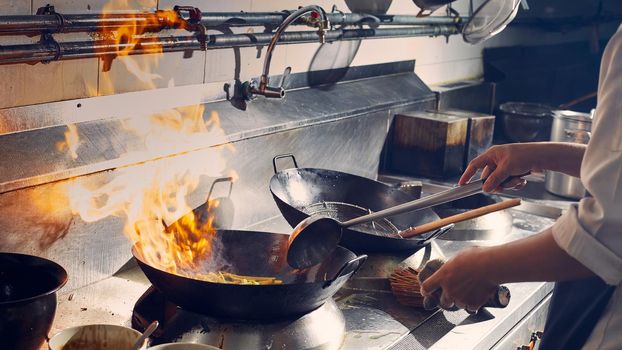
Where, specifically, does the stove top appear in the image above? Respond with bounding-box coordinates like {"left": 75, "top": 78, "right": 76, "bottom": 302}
{"left": 132, "top": 286, "right": 346, "bottom": 349}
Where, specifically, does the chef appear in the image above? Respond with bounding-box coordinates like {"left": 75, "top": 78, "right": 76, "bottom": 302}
{"left": 421, "top": 25, "right": 622, "bottom": 349}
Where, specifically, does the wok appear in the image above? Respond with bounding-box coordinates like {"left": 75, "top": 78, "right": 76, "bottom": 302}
{"left": 133, "top": 229, "right": 366, "bottom": 320}
{"left": 269, "top": 154, "right": 451, "bottom": 254}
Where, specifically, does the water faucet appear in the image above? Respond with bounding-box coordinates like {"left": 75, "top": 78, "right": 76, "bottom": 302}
{"left": 243, "top": 6, "right": 329, "bottom": 100}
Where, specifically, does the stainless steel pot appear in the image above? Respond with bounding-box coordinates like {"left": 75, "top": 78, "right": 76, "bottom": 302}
{"left": 344, "top": 0, "right": 393, "bottom": 14}
{"left": 412, "top": 0, "right": 454, "bottom": 16}
{"left": 545, "top": 110, "right": 593, "bottom": 199}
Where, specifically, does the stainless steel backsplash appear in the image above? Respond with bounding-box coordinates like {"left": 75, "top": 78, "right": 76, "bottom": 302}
{"left": 0, "top": 63, "right": 438, "bottom": 291}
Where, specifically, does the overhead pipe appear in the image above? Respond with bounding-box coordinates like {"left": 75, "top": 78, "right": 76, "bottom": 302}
{"left": 203, "top": 12, "right": 463, "bottom": 27}
{"left": 0, "top": 10, "right": 462, "bottom": 35}
{"left": 0, "top": 14, "right": 167, "bottom": 34}
{"left": 0, "top": 25, "right": 459, "bottom": 65}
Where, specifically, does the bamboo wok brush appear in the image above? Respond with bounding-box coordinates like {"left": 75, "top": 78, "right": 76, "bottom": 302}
{"left": 390, "top": 259, "right": 511, "bottom": 311}
{"left": 389, "top": 265, "right": 427, "bottom": 308}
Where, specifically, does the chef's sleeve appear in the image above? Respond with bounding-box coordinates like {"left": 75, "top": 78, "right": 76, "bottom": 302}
{"left": 551, "top": 28, "right": 622, "bottom": 286}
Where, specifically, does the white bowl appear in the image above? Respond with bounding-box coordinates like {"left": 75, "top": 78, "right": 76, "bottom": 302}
{"left": 48, "top": 324, "right": 142, "bottom": 350}
{"left": 149, "top": 344, "right": 221, "bottom": 350}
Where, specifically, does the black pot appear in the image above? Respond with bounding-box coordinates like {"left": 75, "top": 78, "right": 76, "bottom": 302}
{"left": 0, "top": 252, "right": 67, "bottom": 350}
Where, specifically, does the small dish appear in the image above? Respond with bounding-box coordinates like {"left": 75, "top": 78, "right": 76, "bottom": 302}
{"left": 48, "top": 324, "right": 142, "bottom": 350}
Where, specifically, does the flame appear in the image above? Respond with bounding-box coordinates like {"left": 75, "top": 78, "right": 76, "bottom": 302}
{"left": 97, "top": 1, "right": 182, "bottom": 58}
{"left": 96, "top": 0, "right": 186, "bottom": 92}
{"left": 66, "top": 107, "right": 230, "bottom": 275}
{"left": 56, "top": 124, "right": 80, "bottom": 160}
{"left": 61, "top": 0, "right": 233, "bottom": 276}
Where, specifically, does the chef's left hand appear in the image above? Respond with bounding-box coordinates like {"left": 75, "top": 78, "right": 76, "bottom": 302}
{"left": 420, "top": 247, "right": 498, "bottom": 312}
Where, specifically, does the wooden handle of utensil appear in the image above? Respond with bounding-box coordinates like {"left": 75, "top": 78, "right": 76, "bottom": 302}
{"left": 400, "top": 198, "right": 522, "bottom": 238}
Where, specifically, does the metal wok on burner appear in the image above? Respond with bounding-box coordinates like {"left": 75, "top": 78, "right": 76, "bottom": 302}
{"left": 132, "top": 229, "right": 366, "bottom": 320}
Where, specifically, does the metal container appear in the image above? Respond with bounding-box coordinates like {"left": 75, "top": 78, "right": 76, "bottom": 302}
{"left": 412, "top": 0, "right": 455, "bottom": 16}
{"left": 48, "top": 324, "right": 141, "bottom": 350}
{"left": 1, "top": 253, "right": 67, "bottom": 350}
{"left": 344, "top": 0, "right": 393, "bottom": 14}
{"left": 500, "top": 102, "right": 553, "bottom": 142}
{"left": 545, "top": 110, "right": 593, "bottom": 199}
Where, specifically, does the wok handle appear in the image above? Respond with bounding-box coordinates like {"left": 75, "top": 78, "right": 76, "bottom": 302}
{"left": 272, "top": 154, "right": 299, "bottom": 174}
{"left": 323, "top": 254, "right": 368, "bottom": 288}
{"left": 420, "top": 224, "right": 454, "bottom": 244}
{"left": 400, "top": 198, "right": 522, "bottom": 238}
{"left": 206, "top": 177, "right": 234, "bottom": 202}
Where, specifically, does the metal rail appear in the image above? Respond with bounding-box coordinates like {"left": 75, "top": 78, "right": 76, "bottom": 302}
{"left": 0, "top": 11, "right": 462, "bottom": 35}
{"left": 206, "top": 12, "right": 462, "bottom": 27}
{"left": 0, "top": 25, "right": 459, "bottom": 65}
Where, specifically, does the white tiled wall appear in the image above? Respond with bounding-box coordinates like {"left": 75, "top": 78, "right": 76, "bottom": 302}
{"left": 0, "top": 59, "right": 99, "bottom": 108}
{"left": 158, "top": 0, "right": 251, "bottom": 11}
{"left": 99, "top": 50, "right": 206, "bottom": 94}
{"left": 0, "top": 0, "right": 30, "bottom": 15}
{"left": 1, "top": 0, "right": 620, "bottom": 109}
{"left": 31, "top": 0, "right": 157, "bottom": 14}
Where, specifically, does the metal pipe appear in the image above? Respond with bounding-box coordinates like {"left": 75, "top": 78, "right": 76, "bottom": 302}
{"left": 208, "top": 25, "right": 458, "bottom": 48}
{"left": 203, "top": 12, "right": 462, "bottom": 27}
{"left": 0, "top": 25, "right": 458, "bottom": 65}
{"left": 0, "top": 13, "right": 170, "bottom": 34}
{"left": 0, "top": 11, "right": 462, "bottom": 35}
{"left": 254, "top": 5, "right": 329, "bottom": 99}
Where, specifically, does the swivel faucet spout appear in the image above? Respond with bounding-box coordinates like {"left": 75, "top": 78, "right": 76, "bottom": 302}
{"left": 245, "top": 5, "right": 329, "bottom": 100}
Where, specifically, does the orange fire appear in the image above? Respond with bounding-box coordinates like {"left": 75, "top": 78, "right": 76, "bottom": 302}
{"left": 60, "top": 1, "right": 233, "bottom": 276}
{"left": 95, "top": 0, "right": 187, "bottom": 91}
{"left": 65, "top": 106, "right": 231, "bottom": 275}
{"left": 97, "top": 1, "right": 183, "bottom": 58}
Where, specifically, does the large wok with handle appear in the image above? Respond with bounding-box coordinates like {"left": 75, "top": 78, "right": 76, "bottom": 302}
{"left": 269, "top": 154, "right": 452, "bottom": 254}
{"left": 133, "top": 229, "right": 366, "bottom": 320}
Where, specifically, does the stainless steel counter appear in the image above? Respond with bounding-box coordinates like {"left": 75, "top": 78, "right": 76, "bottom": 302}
{"left": 50, "top": 186, "right": 561, "bottom": 349}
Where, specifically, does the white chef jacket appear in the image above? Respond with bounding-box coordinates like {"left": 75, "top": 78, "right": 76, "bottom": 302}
{"left": 551, "top": 24, "right": 622, "bottom": 349}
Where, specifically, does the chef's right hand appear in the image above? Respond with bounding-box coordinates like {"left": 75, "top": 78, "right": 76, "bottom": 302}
{"left": 459, "top": 144, "right": 536, "bottom": 192}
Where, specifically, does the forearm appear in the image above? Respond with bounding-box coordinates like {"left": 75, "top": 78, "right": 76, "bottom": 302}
{"left": 483, "top": 228, "right": 595, "bottom": 284}
{"left": 528, "top": 142, "right": 586, "bottom": 177}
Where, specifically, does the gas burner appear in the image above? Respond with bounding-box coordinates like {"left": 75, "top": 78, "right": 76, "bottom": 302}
{"left": 132, "top": 286, "right": 346, "bottom": 350}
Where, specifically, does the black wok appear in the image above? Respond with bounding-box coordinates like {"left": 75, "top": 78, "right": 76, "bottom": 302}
{"left": 133, "top": 229, "right": 366, "bottom": 320}
{"left": 269, "top": 154, "right": 451, "bottom": 254}
{"left": 0, "top": 252, "right": 67, "bottom": 350}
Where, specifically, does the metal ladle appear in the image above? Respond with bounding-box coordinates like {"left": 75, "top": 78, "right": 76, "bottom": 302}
{"left": 130, "top": 320, "right": 159, "bottom": 350}
{"left": 287, "top": 176, "right": 524, "bottom": 269}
